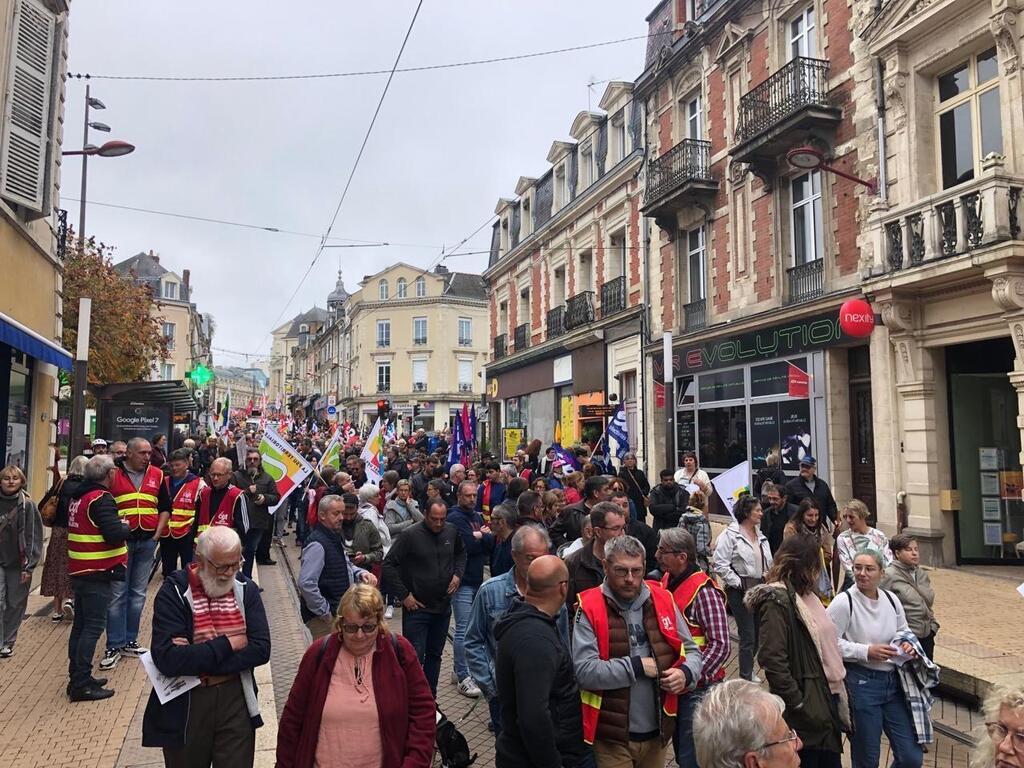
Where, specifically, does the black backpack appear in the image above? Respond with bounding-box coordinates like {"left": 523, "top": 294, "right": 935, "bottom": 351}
{"left": 435, "top": 709, "right": 477, "bottom": 768}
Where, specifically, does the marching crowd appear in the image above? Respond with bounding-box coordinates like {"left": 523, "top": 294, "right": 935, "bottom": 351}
{"left": 0, "top": 424, "right": 1021, "bottom": 768}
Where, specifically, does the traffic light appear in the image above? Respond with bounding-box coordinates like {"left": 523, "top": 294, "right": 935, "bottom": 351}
{"left": 187, "top": 364, "right": 213, "bottom": 387}
{"left": 376, "top": 398, "right": 390, "bottom": 421}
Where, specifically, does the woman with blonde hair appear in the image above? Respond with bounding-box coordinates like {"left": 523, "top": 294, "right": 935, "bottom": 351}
{"left": 41, "top": 455, "right": 89, "bottom": 622}
{"left": 0, "top": 465, "right": 43, "bottom": 657}
{"left": 836, "top": 499, "right": 892, "bottom": 587}
{"left": 974, "top": 686, "right": 1024, "bottom": 768}
{"left": 277, "top": 584, "right": 435, "bottom": 767}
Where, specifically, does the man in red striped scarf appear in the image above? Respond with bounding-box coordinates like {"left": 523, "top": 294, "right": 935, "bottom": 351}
{"left": 142, "top": 525, "right": 271, "bottom": 767}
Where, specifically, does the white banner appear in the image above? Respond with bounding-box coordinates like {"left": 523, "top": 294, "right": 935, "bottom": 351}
{"left": 711, "top": 460, "right": 750, "bottom": 518}
{"left": 259, "top": 426, "right": 314, "bottom": 514}
{"left": 360, "top": 418, "right": 385, "bottom": 485}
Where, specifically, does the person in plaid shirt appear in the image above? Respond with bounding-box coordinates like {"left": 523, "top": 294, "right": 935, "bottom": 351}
{"left": 656, "top": 527, "right": 731, "bottom": 768}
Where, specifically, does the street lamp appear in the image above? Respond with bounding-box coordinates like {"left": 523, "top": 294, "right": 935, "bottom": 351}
{"left": 786, "top": 146, "right": 877, "bottom": 195}
{"left": 65, "top": 84, "right": 135, "bottom": 242}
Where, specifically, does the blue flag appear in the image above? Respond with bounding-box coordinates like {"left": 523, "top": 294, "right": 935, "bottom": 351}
{"left": 607, "top": 404, "right": 630, "bottom": 460}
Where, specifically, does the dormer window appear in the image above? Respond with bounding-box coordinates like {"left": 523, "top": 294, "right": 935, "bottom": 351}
{"left": 555, "top": 165, "right": 568, "bottom": 210}
{"left": 162, "top": 280, "right": 177, "bottom": 300}
{"left": 520, "top": 196, "right": 533, "bottom": 238}
{"left": 415, "top": 276, "right": 426, "bottom": 297}
{"left": 299, "top": 323, "right": 309, "bottom": 334}
{"left": 500, "top": 216, "right": 511, "bottom": 254}
{"left": 612, "top": 114, "right": 628, "bottom": 162}
{"left": 396, "top": 277, "right": 407, "bottom": 298}
{"left": 379, "top": 279, "right": 389, "bottom": 300}
{"left": 580, "top": 143, "right": 594, "bottom": 189}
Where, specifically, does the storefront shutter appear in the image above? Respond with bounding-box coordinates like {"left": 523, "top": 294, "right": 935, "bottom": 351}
{"left": 0, "top": 0, "right": 56, "bottom": 212}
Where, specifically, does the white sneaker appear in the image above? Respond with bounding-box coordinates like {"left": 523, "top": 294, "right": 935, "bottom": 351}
{"left": 99, "top": 648, "right": 121, "bottom": 670}
{"left": 121, "top": 641, "right": 148, "bottom": 657}
{"left": 384, "top": 605, "right": 395, "bottom": 619}
{"left": 457, "top": 676, "right": 482, "bottom": 698}
{"left": 62, "top": 599, "right": 75, "bottom": 619}
{"left": 749, "top": 674, "right": 762, "bottom": 684}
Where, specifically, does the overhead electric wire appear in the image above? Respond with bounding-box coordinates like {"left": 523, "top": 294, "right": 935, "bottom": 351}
{"left": 68, "top": 33, "right": 665, "bottom": 83}
{"left": 265, "top": 0, "right": 424, "bottom": 337}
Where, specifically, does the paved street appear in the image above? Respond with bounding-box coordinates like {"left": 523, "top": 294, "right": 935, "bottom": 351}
{"left": 0, "top": 530, "right": 1015, "bottom": 768}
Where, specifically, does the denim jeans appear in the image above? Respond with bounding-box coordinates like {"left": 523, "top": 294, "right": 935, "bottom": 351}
{"left": 674, "top": 687, "right": 711, "bottom": 768}
{"left": 726, "top": 587, "right": 759, "bottom": 680}
{"left": 241, "top": 527, "right": 263, "bottom": 578}
{"left": 106, "top": 537, "right": 157, "bottom": 650}
{"left": 846, "top": 664, "right": 923, "bottom": 768}
{"left": 402, "top": 607, "right": 451, "bottom": 697}
{"left": 68, "top": 578, "right": 113, "bottom": 690}
{"left": 451, "top": 583, "right": 477, "bottom": 681}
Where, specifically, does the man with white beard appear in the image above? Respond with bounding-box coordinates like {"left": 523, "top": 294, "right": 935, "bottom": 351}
{"left": 141, "top": 525, "right": 271, "bottom": 767}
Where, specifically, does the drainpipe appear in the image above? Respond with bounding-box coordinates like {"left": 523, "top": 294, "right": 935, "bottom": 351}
{"left": 896, "top": 490, "right": 908, "bottom": 532}
{"left": 640, "top": 100, "right": 653, "bottom": 470}
{"left": 874, "top": 58, "right": 889, "bottom": 205}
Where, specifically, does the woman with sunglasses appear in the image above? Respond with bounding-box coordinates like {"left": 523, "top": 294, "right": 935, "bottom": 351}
{"left": 276, "top": 584, "right": 435, "bottom": 767}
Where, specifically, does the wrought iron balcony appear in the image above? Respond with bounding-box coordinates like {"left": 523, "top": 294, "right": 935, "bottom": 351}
{"left": 786, "top": 259, "right": 824, "bottom": 305}
{"left": 493, "top": 333, "right": 507, "bottom": 360}
{"left": 413, "top": 336, "right": 427, "bottom": 346}
{"left": 600, "top": 276, "right": 628, "bottom": 319}
{"left": 565, "top": 291, "right": 596, "bottom": 330}
{"left": 547, "top": 305, "right": 566, "bottom": 340}
{"left": 376, "top": 383, "right": 391, "bottom": 393}
{"left": 875, "top": 173, "right": 1024, "bottom": 275}
{"left": 458, "top": 337, "right": 473, "bottom": 346}
{"left": 643, "top": 139, "right": 716, "bottom": 220}
{"left": 732, "top": 57, "right": 841, "bottom": 166}
{"left": 413, "top": 382, "right": 427, "bottom": 392}
{"left": 514, "top": 323, "right": 530, "bottom": 352}
{"left": 684, "top": 298, "right": 706, "bottom": 331}
{"left": 459, "top": 382, "right": 473, "bottom": 392}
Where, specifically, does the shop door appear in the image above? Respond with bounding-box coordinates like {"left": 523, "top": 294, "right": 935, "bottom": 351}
{"left": 849, "top": 381, "right": 877, "bottom": 523}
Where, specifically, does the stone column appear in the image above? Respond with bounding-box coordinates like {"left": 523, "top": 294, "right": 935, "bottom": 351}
{"left": 878, "top": 299, "right": 949, "bottom": 564}
{"left": 986, "top": 265, "right": 1024, "bottom": 467}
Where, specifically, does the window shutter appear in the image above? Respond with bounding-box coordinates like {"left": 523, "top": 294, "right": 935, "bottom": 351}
{"left": 0, "top": 0, "right": 56, "bottom": 212}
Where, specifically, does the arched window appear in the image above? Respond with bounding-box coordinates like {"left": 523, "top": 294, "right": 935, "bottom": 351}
{"left": 396, "top": 277, "right": 407, "bottom": 298}
{"left": 378, "top": 279, "right": 389, "bottom": 300}
{"left": 299, "top": 323, "right": 309, "bottom": 334}
{"left": 415, "top": 275, "right": 426, "bottom": 297}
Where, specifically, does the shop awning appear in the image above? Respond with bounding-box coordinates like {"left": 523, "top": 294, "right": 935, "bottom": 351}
{"left": 0, "top": 311, "right": 73, "bottom": 370}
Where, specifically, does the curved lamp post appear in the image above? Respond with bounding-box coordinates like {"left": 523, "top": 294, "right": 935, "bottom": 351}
{"left": 786, "top": 146, "right": 877, "bottom": 195}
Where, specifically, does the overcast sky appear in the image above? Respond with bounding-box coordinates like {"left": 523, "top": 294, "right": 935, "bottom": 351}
{"left": 64, "top": 1, "right": 650, "bottom": 364}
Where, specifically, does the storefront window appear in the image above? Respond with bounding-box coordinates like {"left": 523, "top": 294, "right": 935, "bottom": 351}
{"left": 750, "top": 357, "right": 808, "bottom": 398}
{"left": 4, "top": 349, "right": 31, "bottom": 472}
{"left": 505, "top": 395, "right": 529, "bottom": 428}
{"left": 698, "top": 369, "right": 745, "bottom": 402}
{"left": 677, "top": 410, "right": 696, "bottom": 462}
{"left": 698, "top": 406, "right": 747, "bottom": 469}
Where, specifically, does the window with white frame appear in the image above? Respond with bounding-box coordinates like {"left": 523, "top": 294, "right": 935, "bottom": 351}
{"left": 458, "top": 317, "right": 472, "bottom": 346}
{"left": 376, "top": 361, "right": 391, "bottom": 392}
{"left": 458, "top": 359, "right": 473, "bottom": 391}
{"left": 163, "top": 280, "right": 177, "bottom": 300}
{"left": 162, "top": 322, "right": 176, "bottom": 350}
{"left": 684, "top": 226, "right": 707, "bottom": 302}
{"left": 396, "top": 277, "right": 407, "bottom": 298}
{"left": 580, "top": 142, "right": 594, "bottom": 189}
{"left": 555, "top": 165, "right": 568, "bottom": 209}
{"left": 160, "top": 362, "right": 174, "bottom": 380}
{"left": 378, "top": 279, "right": 389, "bottom": 300}
{"left": 684, "top": 93, "right": 703, "bottom": 139}
{"left": 412, "top": 359, "right": 427, "bottom": 391}
{"left": 520, "top": 197, "right": 532, "bottom": 238}
{"left": 500, "top": 217, "right": 510, "bottom": 254}
{"left": 687, "top": 0, "right": 699, "bottom": 21}
{"left": 791, "top": 171, "right": 824, "bottom": 264}
{"left": 578, "top": 250, "right": 593, "bottom": 293}
{"left": 499, "top": 301, "right": 509, "bottom": 335}
{"left": 376, "top": 319, "right": 391, "bottom": 347}
{"left": 413, "top": 317, "right": 427, "bottom": 345}
{"left": 937, "top": 48, "right": 1002, "bottom": 190}
{"left": 415, "top": 275, "right": 426, "bottom": 297}
{"left": 612, "top": 115, "right": 627, "bottom": 162}
{"left": 552, "top": 266, "right": 567, "bottom": 306}
{"left": 610, "top": 231, "right": 627, "bottom": 278}
{"left": 789, "top": 5, "right": 816, "bottom": 60}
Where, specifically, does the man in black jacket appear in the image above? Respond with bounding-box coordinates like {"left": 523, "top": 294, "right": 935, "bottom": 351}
{"left": 648, "top": 469, "right": 690, "bottom": 531}
{"left": 67, "top": 455, "right": 130, "bottom": 701}
{"left": 142, "top": 525, "right": 271, "bottom": 766}
{"left": 382, "top": 499, "right": 466, "bottom": 695}
{"left": 554, "top": 475, "right": 610, "bottom": 548}
{"left": 233, "top": 448, "right": 281, "bottom": 570}
{"left": 494, "top": 555, "right": 588, "bottom": 768}
{"left": 784, "top": 456, "right": 838, "bottom": 523}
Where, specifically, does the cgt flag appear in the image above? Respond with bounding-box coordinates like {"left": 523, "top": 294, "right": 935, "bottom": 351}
{"left": 259, "top": 426, "right": 314, "bottom": 515}
{"left": 361, "top": 418, "right": 386, "bottom": 485}
{"left": 318, "top": 432, "right": 342, "bottom": 472}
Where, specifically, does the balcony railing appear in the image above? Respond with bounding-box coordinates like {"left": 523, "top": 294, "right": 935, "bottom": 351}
{"left": 493, "top": 333, "right": 507, "bottom": 360}
{"left": 565, "top": 291, "right": 596, "bottom": 330}
{"left": 377, "top": 383, "right": 391, "bottom": 393}
{"left": 786, "top": 259, "right": 824, "bottom": 305}
{"left": 413, "top": 382, "right": 427, "bottom": 392}
{"left": 735, "top": 57, "right": 832, "bottom": 145}
{"left": 600, "top": 276, "right": 628, "bottom": 319}
{"left": 514, "top": 323, "right": 530, "bottom": 352}
{"left": 458, "top": 337, "right": 473, "bottom": 346}
{"left": 458, "top": 382, "right": 473, "bottom": 392}
{"left": 876, "top": 172, "right": 1024, "bottom": 273}
{"left": 645, "top": 139, "right": 713, "bottom": 205}
{"left": 684, "top": 298, "right": 706, "bottom": 330}
{"left": 376, "top": 338, "right": 390, "bottom": 348}
{"left": 413, "top": 336, "right": 427, "bottom": 345}
{"left": 547, "top": 305, "right": 566, "bottom": 340}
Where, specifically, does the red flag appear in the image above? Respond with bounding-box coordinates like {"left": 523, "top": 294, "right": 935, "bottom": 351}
{"left": 787, "top": 362, "right": 809, "bottom": 398}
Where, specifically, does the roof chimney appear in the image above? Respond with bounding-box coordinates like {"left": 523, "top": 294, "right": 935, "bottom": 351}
{"left": 182, "top": 269, "right": 190, "bottom": 296}
{"left": 435, "top": 264, "right": 449, "bottom": 275}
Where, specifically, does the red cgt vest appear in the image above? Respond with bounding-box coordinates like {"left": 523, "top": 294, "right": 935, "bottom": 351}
{"left": 661, "top": 571, "right": 727, "bottom": 685}
{"left": 67, "top": 489, "right": 128, "bottom": 576}
{"left": 163, "top": 476, "right": 203, "bottom": 539}
{"left": 196, "top": 484, "right": 244, "bottom": 534}
{"left": 577, "top": 584, "right": 682, "bottom": 745}
{"left": 110, "top": 464, "right": 164, "bottom": 532}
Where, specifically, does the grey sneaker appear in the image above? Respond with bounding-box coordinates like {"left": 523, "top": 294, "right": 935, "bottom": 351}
{"left": 99, "top": 648, "right": 121, "bottom": 670}
{"left": 121, "top": 641, "right": 148, "bottom": 657}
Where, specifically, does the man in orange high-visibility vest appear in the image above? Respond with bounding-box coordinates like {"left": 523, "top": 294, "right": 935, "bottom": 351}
{"left": 101, "top": 438, "right": 171, "bottom": 672}
{"left": 572, "top": 535, "right": 702, "bottom": 768}
{"left": 159, "top": 448, "right": 204, "bottom": 578}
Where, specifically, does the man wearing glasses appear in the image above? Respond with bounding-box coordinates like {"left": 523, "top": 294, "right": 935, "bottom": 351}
{"left": 565, "top": 502, "right": 626, "bottom": 613}
{"left": 572, "top": 535, "right": 702, "bottom": 768}
{"left": 693, "top": 680, "right": 801, "bottom": 768}
{"left": 195, "top": 458, "right": 250, "bottom": 551}
{"left": 142, "top": 525, "right": 271, "bottom": 767}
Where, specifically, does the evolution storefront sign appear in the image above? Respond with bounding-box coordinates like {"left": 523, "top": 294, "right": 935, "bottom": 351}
{"left": 653, "top": 310, "right": 855, "bottom": 381}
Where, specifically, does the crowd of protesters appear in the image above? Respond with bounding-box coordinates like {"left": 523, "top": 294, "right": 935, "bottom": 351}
{"left": 8, "top": 418, "right": 1004, "bottom": 768}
